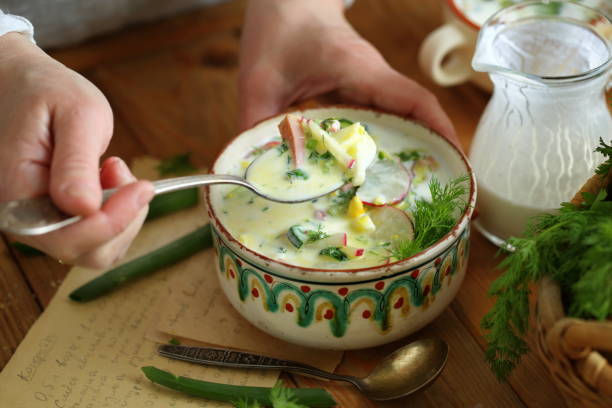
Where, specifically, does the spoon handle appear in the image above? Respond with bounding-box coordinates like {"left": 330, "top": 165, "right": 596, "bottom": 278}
{"left": 0, "top": 174, "right": 253, "bottom": 236}
{"left": 100, "top": 174, "right": 251, "bottom": 200}
{"left": 150, "top": 174, "right": 251, "bottom": 195}
{"left": 157, "top": 345, "right": 357, "bottom": 383}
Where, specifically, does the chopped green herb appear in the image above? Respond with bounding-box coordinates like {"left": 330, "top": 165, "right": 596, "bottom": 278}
{"left": 247, "top": 197, "right": 254, "bottom": 205}
{"left": 320, "top": 247, "right": 348, "bottom": 261}
{"left": 157, "top": 153, "right": 197, "bottom": 176}
{"left": 277, "top": 141, "right": 289, "bottom": 155}
{"left": 262, "top": 206, "right": 269, "bottom": 212}
{"left": 388, "top": 175, "right": 469, "bottom": 261}
{"left": 321, "top": 117, "right": 353, "bottom": 131}
{"left": 327, "top": 187, "right": 357, "bottom": 216}
{"left": 278, "top": 247, "right": 287, "bottom": 254}
{"left": 250, "top": 147, "right": 265, "bottom": 156}
{"left": 168, "top": 338, "right": 181, "bottom": 345}
{"left": 306, "top": 138, "right": 318, "bottom": 151}
{"left": 305, "top": 225, "right": 329, "bottom": 242}
{"left": 286, "top": 169, "right": 309, "bottom": 181}
{"left": 398, "top": 150, "right": 424, "bottom": 162}
{"left": 308, "top": 150, "right": 333, "bottom": 163}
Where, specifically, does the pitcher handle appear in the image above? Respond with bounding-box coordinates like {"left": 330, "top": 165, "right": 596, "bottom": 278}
{"left": 418, "top": 23, "right": 473, "bottom": 87}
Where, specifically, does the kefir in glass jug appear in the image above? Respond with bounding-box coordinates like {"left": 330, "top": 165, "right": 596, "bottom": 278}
{"left": 469, "top": 1, "right": 612, "bottom": 246}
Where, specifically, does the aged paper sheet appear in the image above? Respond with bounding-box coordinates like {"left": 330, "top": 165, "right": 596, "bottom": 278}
{"left": 150, "top": 252, "right": 344, "bottom": 373}
{"left": 0, "top": 203, "right": 278, "bottom": 408}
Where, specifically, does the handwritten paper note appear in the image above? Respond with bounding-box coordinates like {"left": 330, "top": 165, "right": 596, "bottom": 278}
{"left": 0, "top": 155, "right": 282, "bottom": 407}
{"left": 0, "top": 205, "right": 278, "bottom": 407}
{"left": 149, "top": 251, "right": 344, "bottom": 372}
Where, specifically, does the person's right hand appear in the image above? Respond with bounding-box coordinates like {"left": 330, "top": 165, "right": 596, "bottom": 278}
{"left": 0, "top": 33, "right": 154, "bottom": 269}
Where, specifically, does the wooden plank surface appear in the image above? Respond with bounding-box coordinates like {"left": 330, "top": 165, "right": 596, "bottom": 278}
{"left": 0, "top": 0, "right": 572, "bottom": 406}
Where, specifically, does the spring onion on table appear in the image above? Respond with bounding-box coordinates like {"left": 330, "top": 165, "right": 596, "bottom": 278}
{"left": 10, "top": 242, "right": 45, "bottom": 257}
{"left": 69, "top": 224, "right": 212, "bottom": 302}
{"left": 141, "top": 366, "right": 336, "bottom": 408}
{"left": 146, "top": 188, "right": 200, "bottom": 220}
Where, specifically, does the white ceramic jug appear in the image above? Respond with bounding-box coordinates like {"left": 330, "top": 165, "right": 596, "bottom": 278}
{"left": 469, "top": 1, "right": 612, "bottom": 246}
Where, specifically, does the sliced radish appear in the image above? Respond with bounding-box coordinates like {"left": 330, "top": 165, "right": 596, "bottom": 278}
{"left": 369, "top": 206, "right": 415, "bottom": 243}
{"left": 278, "top": 114, "right": 306, "bottom": 168}
{"left": 356, "top": 159, "right": 412, "bottom": 206}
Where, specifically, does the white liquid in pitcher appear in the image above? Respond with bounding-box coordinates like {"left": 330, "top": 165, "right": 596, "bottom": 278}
{"left": 470, "top": 17, "right": 611, "bottom": 242}
{"left": 476, "top": 183, "right": 550, "bottom": 240}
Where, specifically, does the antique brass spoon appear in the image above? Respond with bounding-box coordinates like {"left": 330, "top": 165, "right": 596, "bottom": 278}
{"left": 158, "top": 338, "right": 449, "bottom": 401}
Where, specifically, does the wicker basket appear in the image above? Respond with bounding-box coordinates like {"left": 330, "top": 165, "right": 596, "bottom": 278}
{"left": 535, "top": 170, "right": 612, "bottom": 408}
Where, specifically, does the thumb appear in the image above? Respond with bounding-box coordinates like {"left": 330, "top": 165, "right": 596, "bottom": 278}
{"left": 238, "top": 69, "right": 287, "bottom": 131}
{"left": 49, "top": 100, "right": 113, "bottom": 216}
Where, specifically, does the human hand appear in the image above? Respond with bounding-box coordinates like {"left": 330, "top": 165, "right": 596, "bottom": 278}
{"left": 0, "top": 33, "right": 154, "bottom": 268}
{"left": 238, "top": 0, "right": 458, "bottom": 147}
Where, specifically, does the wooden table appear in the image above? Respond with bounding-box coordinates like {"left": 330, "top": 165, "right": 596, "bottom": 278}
{"left": 0, "top": 1, "right": 568, "bottom": 406}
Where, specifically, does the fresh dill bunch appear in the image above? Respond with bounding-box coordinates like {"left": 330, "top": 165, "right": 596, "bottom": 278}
{"left": 389, "top": 175, "right": 470, "bottom": 260}
{"left": 571, "top": 216, "right": 612, "bottom": 320}
{"left": 483, "top": 138, "right": 612, "bottom": 380}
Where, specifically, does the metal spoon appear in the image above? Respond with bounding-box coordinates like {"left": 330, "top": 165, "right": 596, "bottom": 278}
{"left": 0, "top": 173, "right": 342, "bottom": 236}
{"left": 157, "top": 338, "right": 449, "bottom": 401}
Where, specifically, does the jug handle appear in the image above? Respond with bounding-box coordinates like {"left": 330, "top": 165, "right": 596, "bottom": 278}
{"left": 418, "top": 23, "right": 473, "bottom": 87}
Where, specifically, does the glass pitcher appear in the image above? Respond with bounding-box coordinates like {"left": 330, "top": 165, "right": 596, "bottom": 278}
{"left": 468, "top": 1, "right": 612, "bottom": 246}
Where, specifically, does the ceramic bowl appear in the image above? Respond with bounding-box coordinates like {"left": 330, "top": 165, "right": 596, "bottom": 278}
{"left": 204, "top": 107, "right": 476, "bottom": 350}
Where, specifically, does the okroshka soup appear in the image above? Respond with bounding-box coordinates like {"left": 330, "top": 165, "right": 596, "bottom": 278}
{"left": 208, "top": 108, "right": 472, "bottom": 271}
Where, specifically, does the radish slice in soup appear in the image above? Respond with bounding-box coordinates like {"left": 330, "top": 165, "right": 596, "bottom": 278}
{"left": 369, "top": 206, "right": 415, "bottom": 243}
{"left": 356, "top": 159, "right": 412, "bottom": 206}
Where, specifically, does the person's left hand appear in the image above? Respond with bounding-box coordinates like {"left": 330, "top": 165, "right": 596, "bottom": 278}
{"left": 238, "top": 0, "right": 458, "bottom": 147}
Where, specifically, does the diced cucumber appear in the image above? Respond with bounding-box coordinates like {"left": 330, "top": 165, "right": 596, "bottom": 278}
{"left": 287, "top": 225, "right": 309, "bottom": 248}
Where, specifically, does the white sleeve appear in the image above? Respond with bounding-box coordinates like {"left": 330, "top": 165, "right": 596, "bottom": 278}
{"left": 0, "top": 10, "right": 35, "bottom": 44}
